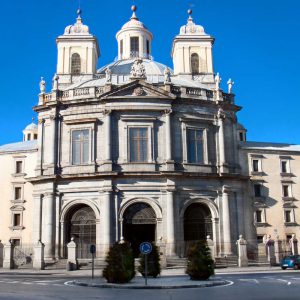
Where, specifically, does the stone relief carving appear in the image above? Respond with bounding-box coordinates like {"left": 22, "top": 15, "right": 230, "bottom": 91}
{"left": 130, "top": 59, "right": 146, "bottom": 79}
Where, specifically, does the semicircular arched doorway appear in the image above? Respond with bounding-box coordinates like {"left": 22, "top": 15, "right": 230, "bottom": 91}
{"left": 123, "top": 202, "right": 156, "bottom": 257}
{"left": 184, "top": 203, "right": 213, "bottom": 250}
{"left": 66, "top": 204, "right": 96, "bottom": 259}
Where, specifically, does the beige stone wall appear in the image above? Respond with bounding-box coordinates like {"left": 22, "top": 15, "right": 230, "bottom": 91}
{"left": 0, "top": 150, "right": 37, "bottom": 246}
{"left": 240, "top": 147, "right": 300, "bottom": 244}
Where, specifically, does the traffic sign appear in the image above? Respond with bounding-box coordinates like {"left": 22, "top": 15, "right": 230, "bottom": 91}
{"left": 140, "top": 242, "right": 152, "bottom": 255}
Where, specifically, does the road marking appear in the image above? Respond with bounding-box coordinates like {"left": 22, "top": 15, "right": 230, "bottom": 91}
{"left": 291, "top": 278, "right": 300, "bottom": 280}
{"left": 37, "top": 283, "right": 48, "bottom": 286}
{"left": 21, "top": 282, "right": 32, "bottom": 285}
{"left": 276, "top": 279, "right": 291, "bottom": 285}
{"left": 239, "top": 279, "right": 259, "bottom": 284}
{"left": 53, "top": 284, "right": 64, "bottom": 286}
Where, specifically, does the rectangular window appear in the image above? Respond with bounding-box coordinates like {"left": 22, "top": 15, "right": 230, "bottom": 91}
{"left": 15, "top": 187, "right": 22, "bottom": 200}
{"left": 285, "top": 210, "right": 292, "bottom": 223}
{"left": 257, "top": 235, "right": 264, "bottom": 244}
{"left": 16, "top": 161, "right": 23, "bottom": 174}
{"left": 187, "top": 129, "right": 204, "bottom": 163}
{"left": 72, "top": 129, "right": 90, "bottom": 165}
{"left": 13, "top": 214, "right": 21, "bottom": 226}
{"left": 146, "top": 40, "right": 150, "bottom": 55}
{"left": 129, "top": 128, "right": 148, "bottom": 162}
{"left": 256, "top": 210, "right": 263, "bottom": 223}
{"left": 130, "top": 37, "right": 139, "bottom": 57}
{"left": 254, "top": 184, "right": 261, "bottom": 197}
{"left": 11, "top": 239, "right": 20, "bottom": 246}
{"left": 252, "top": 159, "right": 259, "bottom": 172}
{"left": 34, "top": 134, "right": 38, "bottom": 140}
{"left": 282, "top": 185, "right": 290, "bottom": 197}
{"left": 120, "top": 39, "right": 123, "bottom": 58}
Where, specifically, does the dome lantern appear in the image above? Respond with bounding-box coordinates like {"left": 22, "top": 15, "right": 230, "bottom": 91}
{"left": 116, "top": 5, "right": 153, "bottom": 60}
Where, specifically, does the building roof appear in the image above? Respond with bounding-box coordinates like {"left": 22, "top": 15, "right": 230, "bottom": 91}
{"left": 0, "top": 140, "right": 38, "bottom": 154}
{"left": 24, "top": 122, "right": 38, "bottom": 131}
{"left": 241, "top": 141, "right": 300, "bottom": 152}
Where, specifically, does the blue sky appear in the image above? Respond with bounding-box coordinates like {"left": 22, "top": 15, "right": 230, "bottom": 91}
{"left": 0, "top": 0, "right": 299, "bottom": 145}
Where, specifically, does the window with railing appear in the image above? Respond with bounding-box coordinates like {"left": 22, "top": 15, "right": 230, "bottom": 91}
{"left": 130, "top": 37, "right": 139, "bottom": 58}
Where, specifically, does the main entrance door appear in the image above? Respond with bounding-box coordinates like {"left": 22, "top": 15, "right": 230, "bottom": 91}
{"left": 123, "top": 203, "right": 156, "bottom": 257}
{"left": 66, "top": 205, "right": 96, "bottom": 259}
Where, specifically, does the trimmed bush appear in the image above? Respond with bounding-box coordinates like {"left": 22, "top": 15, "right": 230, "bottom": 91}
{"left": 102, "top": 242, "right": 135, "bottom": 283}
{"left": 186, "top": 241, "right": 214, "bottom": 280}
{"left": 138, "top": 243, "right": 161, "bottom": 278}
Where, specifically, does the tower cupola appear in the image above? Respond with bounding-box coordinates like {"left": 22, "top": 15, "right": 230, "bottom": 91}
{"left": 171, "top": 10, "right": 215, "bottom": 82}
{"left": 23, "top": 122, "right": 38, "bottom": 142}
{"left": 116, "top": 6, "right": 153, "bottom": 60}
{"left": 56, "top": 10, "right": 100, "bottom": 86}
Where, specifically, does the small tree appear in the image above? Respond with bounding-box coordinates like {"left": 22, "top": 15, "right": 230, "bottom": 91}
{"left": 138, "top": 243, "right": 161, "bottom": 278}
{"left": 103, "top": 242, "right": 135, "bottom": 283}
{"left": 186, "top": 241, "right": 214, "bottom": 280}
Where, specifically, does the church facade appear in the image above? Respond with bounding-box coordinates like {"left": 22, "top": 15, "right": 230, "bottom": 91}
{"left": 0, "top": 6, "right": 299, "bottom": 266}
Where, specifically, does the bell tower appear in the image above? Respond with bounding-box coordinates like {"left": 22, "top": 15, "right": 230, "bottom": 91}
{"left": 171, "top": 10, "right": 215, "bottom": 83}
{"left": 56, "top": 10, "right": 100, "bottom": 87}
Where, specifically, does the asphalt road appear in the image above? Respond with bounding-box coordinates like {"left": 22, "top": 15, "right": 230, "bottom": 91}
{"left": 0, "top": 271, "right": 299, "bottom": 300}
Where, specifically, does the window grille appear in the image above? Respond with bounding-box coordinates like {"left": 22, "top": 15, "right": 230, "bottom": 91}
{"left": 129, "top": 128, "right": 148, "bottom": 162}
{"left": 71, "top": 53, "right": 81, "bottom": 75}
{"left": 187, "top": 129, "right": 204, "bottom": 163}
{"left": 191, "top": 53, "right": 200, "bottom": 74}
{"left": 72, "top": 130, "right": 90, "bottom": 165}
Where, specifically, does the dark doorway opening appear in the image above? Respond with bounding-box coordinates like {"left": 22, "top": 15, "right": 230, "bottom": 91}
{"left": 123, "top": 203, "right": 156, "bottom": 257}
{"left": 66, "top": 205, "right": 96, "bottom": 259}
{"left": 184, "top": 203, "right": 213, "bottom": 254}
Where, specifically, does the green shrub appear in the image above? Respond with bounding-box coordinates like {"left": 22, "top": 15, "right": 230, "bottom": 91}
{"left": 186, "top": 241, "right": 214, "bottom": 280}
{"left": 138, "top": 243, "right": 161, "bottom": 278}
{"left": 102, "top": 242, "right": 135, "bottom": 283}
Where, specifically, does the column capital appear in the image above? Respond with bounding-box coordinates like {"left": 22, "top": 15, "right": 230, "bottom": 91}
{"left": 38, "top": 118, "right": 45, "bottom": 124}
{"left": 164, "top": 109, "right": 172, "bottom": 116}
{"left": 103, "top": 109, "right": 112, "bottom": 116}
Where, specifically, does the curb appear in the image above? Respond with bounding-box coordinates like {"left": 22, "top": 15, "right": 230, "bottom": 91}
{"left": 67, "top": 279, "right": 229, "bottom": 289}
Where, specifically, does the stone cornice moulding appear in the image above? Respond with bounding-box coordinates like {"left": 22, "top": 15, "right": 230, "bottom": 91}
{"left": 64, "top": 118, "right": 99, "bottom": 125}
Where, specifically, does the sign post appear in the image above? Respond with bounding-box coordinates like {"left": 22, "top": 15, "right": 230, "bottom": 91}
{"left": 139, "top": 242, "right": 152, "bottom": 286}
{"left": 90, "top": 244, "right": 96, "bottom": 279}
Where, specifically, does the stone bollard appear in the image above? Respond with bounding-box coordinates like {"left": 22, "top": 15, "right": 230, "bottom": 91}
{"left": 0, "top": 240, "right": 4, "bottom": 268}
{"left": 289, "top": 234, "right": 298, "bottom": 255}
{"left": 266, "top": 236, "right": 276, "bottom": 266}
{"left": 206, "top": 235, "right": 215, "bottom": 259}
{"left": 3, "top": 240, "right": 14, "bottom": 269}
{"left": 236, "top": 235, "right": 248, "bottom": 267}
{"left": 33, "top": 240, "right": 45, "bottom": 270}
{"left": 274, "top": 236, "right": 283, "bottom": 264}
{"left": 67, "top": 237, "right": 78, "bottom": 271}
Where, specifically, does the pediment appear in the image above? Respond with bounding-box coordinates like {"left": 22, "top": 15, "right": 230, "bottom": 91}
{"left": 99, "top": 80, "right": 176, "bottom": 100}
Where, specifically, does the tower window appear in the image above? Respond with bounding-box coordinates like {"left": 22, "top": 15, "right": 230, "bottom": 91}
{"left": 254, "top": 184, "right": 262, "bottom": 197}
{"left": 13, "top": 214, "right": 21, "bottom": 227}
{"left": 146, "top": 40, "right": 150, "bottom": 55}
{"left": 252, "top": 159, "right": 259, "bottom": 172}
{"left": 71, "top": 53, "right": 81, "bottom": 75}
{"left": 16, "top": 161, "right": 23, "bottom": 174}
{"left": 14, "top": 187, "right": 22, "bottom": 200}
{"left": 191, "top": 53, "right": 200, "bottom": 74}
{"left": 120, "top": 40, "right": 124, "bottom": 58}
{"left": 130, "top": 37, "right": 139, "bottom": 58}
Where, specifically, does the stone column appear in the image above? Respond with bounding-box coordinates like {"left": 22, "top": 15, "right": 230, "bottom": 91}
{"left": 33, "top": 241, "right": 45, "bottom": 270}
{"left": 290, "top": 234, "right": 298, "bottom": 255}
{"left": 165, "top": 110, "right": 174, "bottom": 171}
{"left": 42, "top": 193, "right": 55, "bottom": 261}
{"left": 222, "top": 186, "right": 232, "bottom": 255}
{"left": 3, "top": 241, "right": 14, "bottom": 269}
{"left": 49, "top": 114, "right": 57, "bottom": 166}
{"left": 236, "top": 235, "right": 248, "bottom": 267}
{"left": 101, "top": 191, "right": 112, "bottom": 255}
{"left": 266, "top": 236, "right": 276, "bottom": 266}
{"left": 166, "top": 190, "right": 175, "bottom": 256}
{"left": 33, "top": 194, "right": 42, "bottom": 244}
{"left": 37, "top": 119, "right": 45, "bottom": 176}
{"left": 103, "top": 110, "right": 112, "bottom": 171}
{"left": 0, "top": 241, "right": 4, "bottom": 268}
{"left": 67, "top": 238, "right": 78, "bottom": 271}
{"left": 274, "top": 236, "right": 283, "bottom": 264}
{"left": 217, "top": 110, "right": 226, "bottom": 174}
{"left": 206, "top": 235, "right": 215, "bottom": 259}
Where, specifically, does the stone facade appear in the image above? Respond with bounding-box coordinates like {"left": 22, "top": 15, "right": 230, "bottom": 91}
{"left": 0, "top": 6, "right": 299, "bottom": 267}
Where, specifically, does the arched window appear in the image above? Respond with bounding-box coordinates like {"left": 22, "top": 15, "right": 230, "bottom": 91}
{"left": 71, "top": 53, "right": 81, "bottom": 75}
{"left": 191, "top": 53, "right": 200, "bottom": 74}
